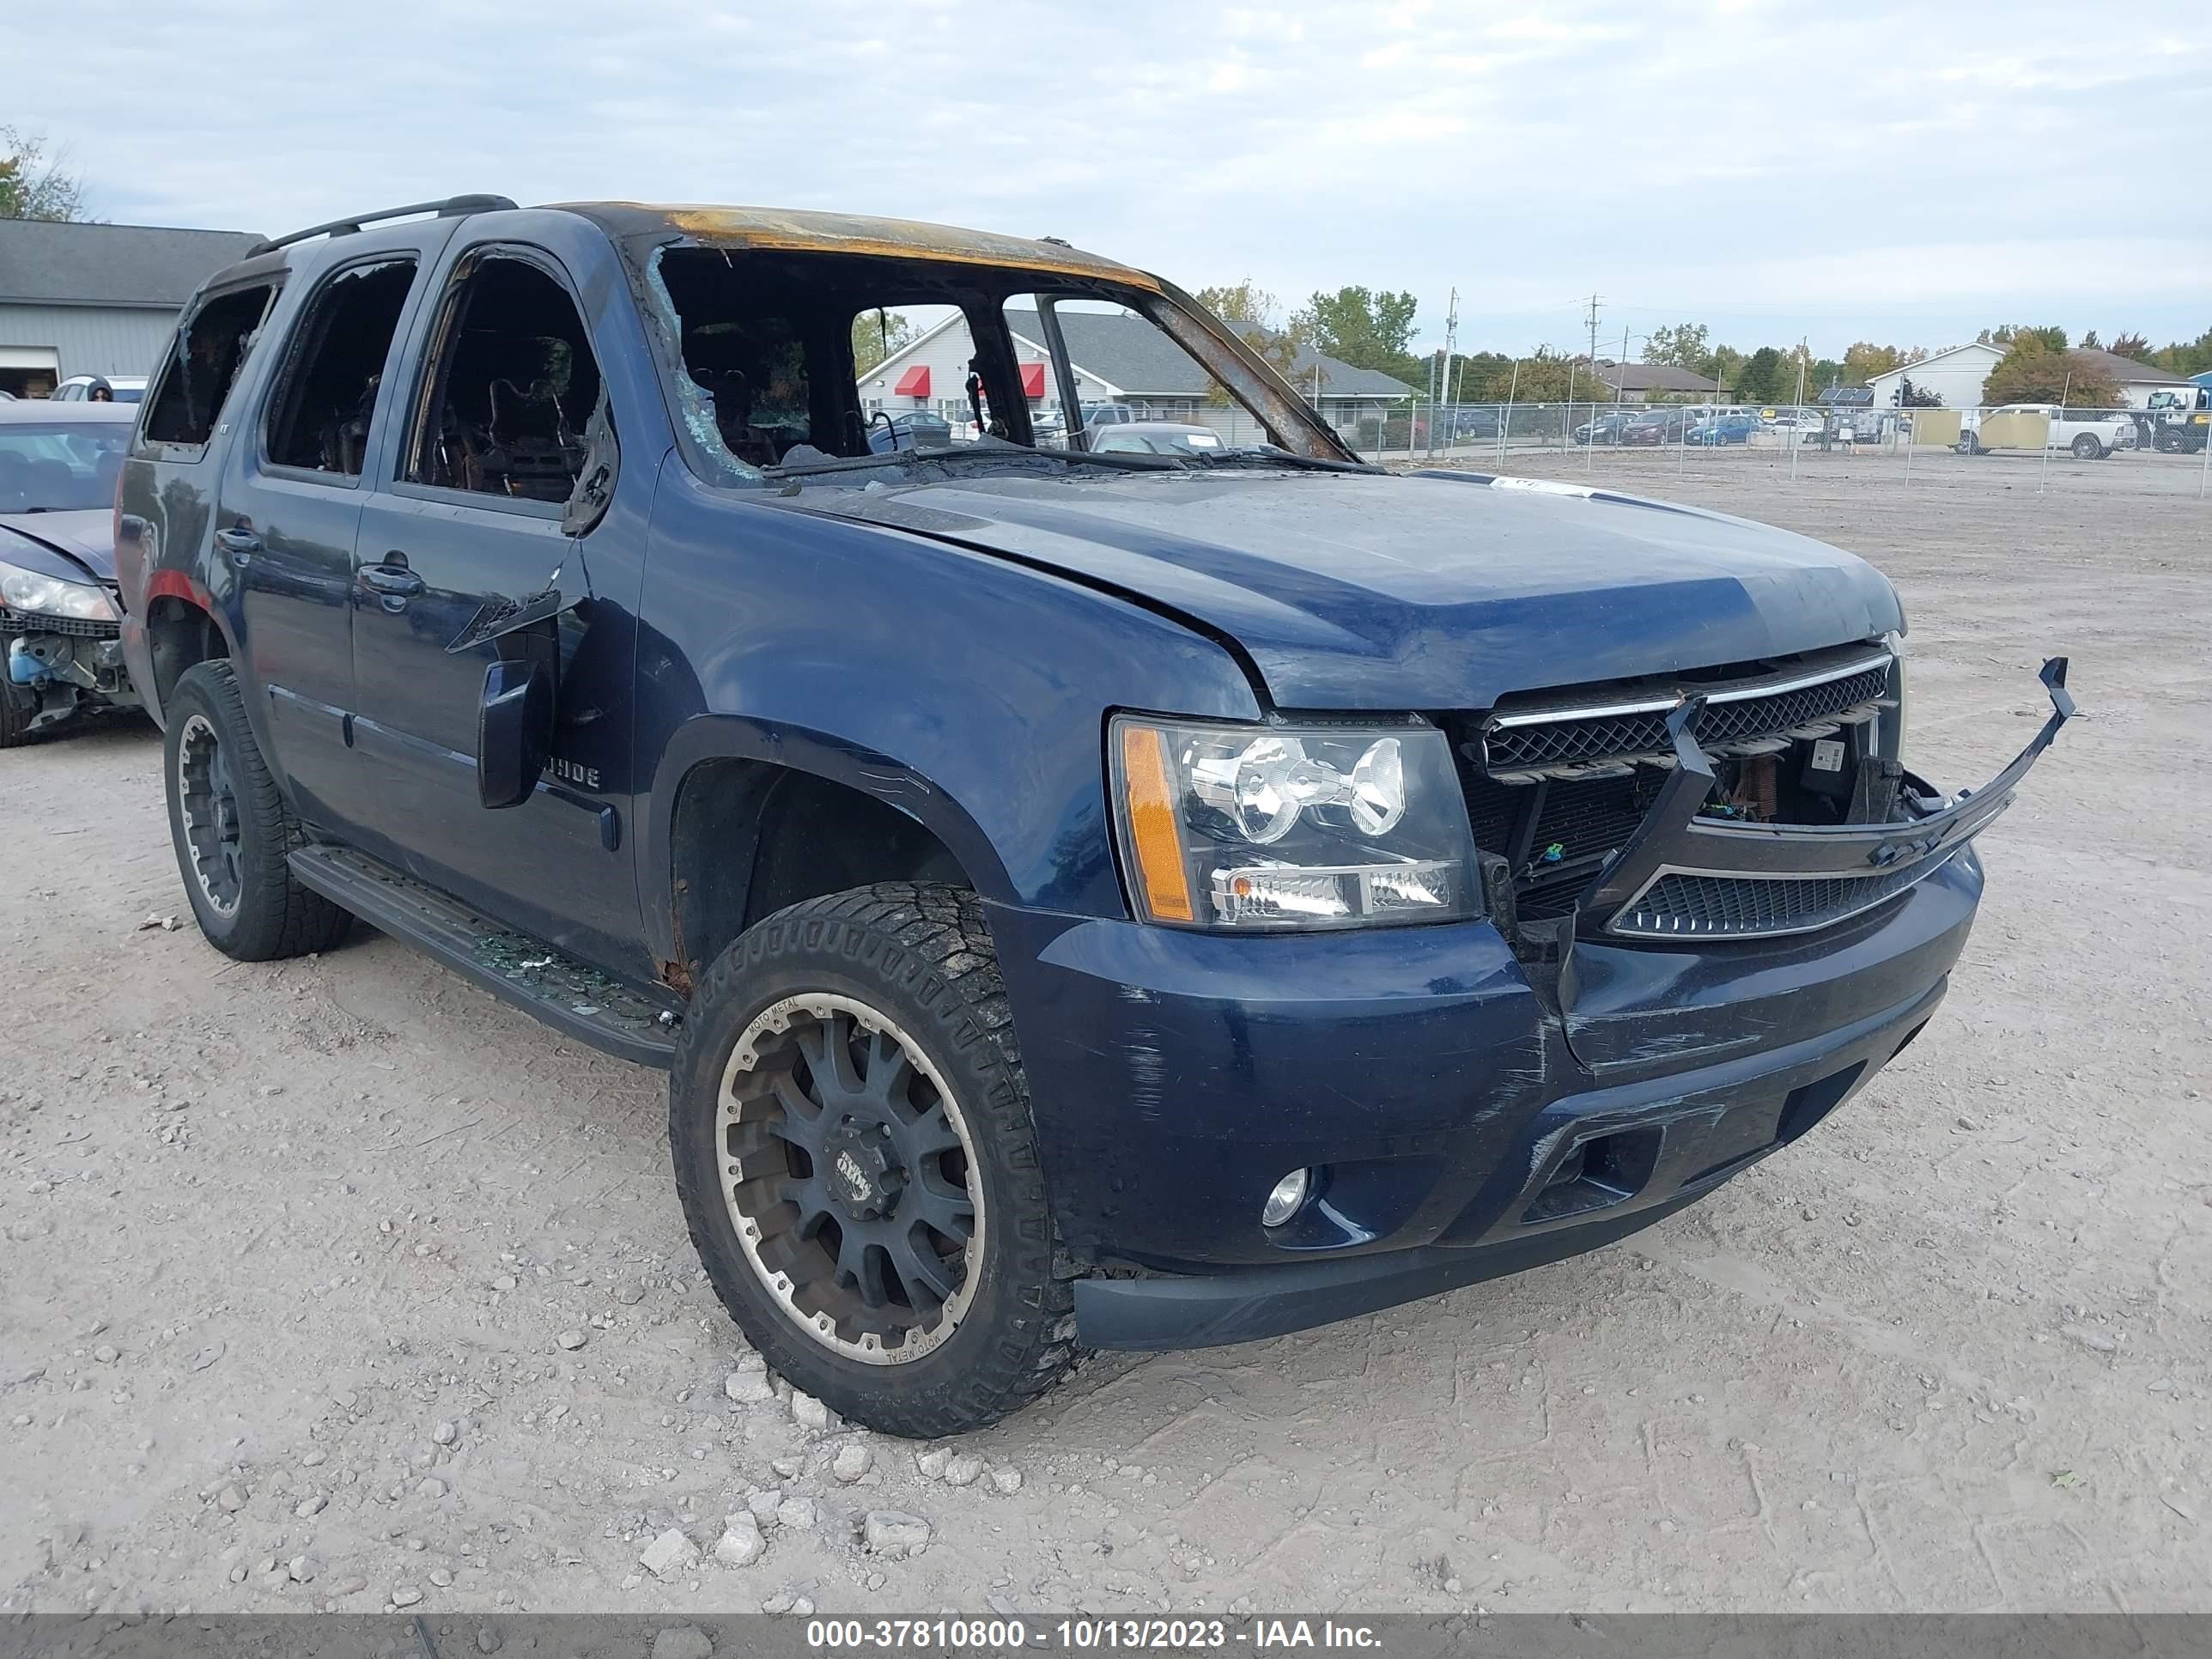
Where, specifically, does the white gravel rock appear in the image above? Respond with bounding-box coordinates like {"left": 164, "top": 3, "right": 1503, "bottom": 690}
{"left": 790, "top": 1392, "right": 831, "bottom": 1431}
{"left": 713, "top": 1512, "right": 765, "bottom": 1568}
{"left": 556, "top": 1328, "right": 587, "bottom": 1352}
{"left": 651, "top": 1628, "right": 714, "bottom": 1659}
{"left": 639, "top": 1527, "right": 701, "bottom": 1580}
{"left": 915, "top": 1446, "right": 953, "bottom": 1480}
{"left": 776, "top": 1494, "right": 817, "bottom": 1531}
{"left": 988, "top": 1465, "right": 1024, "bottom": 1496}
{"left": 833, "top": 1442, "right": 872, "bottom": 1483}
{"left": 294, "top": 1494, "right": 326, "bottom": 1517}
{"left": 433, "top": 1420, "right": 458, "bottom": 1446}
{"left": 862, "top": 1510, "right": 932, "bottom": 1559}
{"left": 287, "top": 1554, "right": 319, "bottom": 1583}
{"left": 942, "top": 1452, "right": 985, "bottom": 1487}
{"left": 724, "top": 1370, "right": 775, "bottom": 1405}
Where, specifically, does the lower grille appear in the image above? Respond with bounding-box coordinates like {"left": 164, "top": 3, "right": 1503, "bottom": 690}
{"left": 0, "top": 606, "right": 119, "bottom": 641}
{"left": 1612, "top": 857, "right": 1950, "bottom": 939}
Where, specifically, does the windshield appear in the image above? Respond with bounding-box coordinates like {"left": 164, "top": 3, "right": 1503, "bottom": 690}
{"left": 0, "top": 422, "right": 131, "bottom": 512}
{"left": 635, "top": 243, "right": 1358, "bottom": 487}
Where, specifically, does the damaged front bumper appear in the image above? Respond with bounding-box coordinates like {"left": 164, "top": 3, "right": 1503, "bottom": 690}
{"left": 6, "top": 623, "right": 143, "bottom": 732}
{"left": 993, "top": 660, "right": 2073, "bottom": 1350}
{"left": 1577, "top": 657, "right": 2075, "bottom": 941}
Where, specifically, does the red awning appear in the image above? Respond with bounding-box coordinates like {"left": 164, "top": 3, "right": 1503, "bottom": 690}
{"left": 1020, "top": 362, "right": 1048, "bottom": 398}
{"left": 894, "top": 365, "right": 931, "bottom": 398}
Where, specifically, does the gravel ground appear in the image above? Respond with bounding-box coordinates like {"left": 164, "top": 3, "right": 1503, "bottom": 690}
{"left": 2, "top": 451, "right": 2206, "bottom": 1617}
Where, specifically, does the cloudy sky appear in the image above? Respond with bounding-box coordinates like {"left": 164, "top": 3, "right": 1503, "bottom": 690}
{"left": 15, "top": 0, "right": 2209, "bottom": 360}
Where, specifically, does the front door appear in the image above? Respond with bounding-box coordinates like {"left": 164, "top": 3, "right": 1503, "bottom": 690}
{"left": 347, "top": 243, "right": 641, "bottom": 970}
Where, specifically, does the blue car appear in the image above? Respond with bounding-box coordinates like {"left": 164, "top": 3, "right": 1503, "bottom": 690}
{"left": 1686, "top": 413, "right": 1761, "bottom": 445}
{"left": 115, "top": 194, "right": 2071, "bottom": 1436}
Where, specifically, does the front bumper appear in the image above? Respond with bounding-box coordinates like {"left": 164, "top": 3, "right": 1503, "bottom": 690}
{"left": 1073, "top": 970, "right": 1942, "bottom": 1348}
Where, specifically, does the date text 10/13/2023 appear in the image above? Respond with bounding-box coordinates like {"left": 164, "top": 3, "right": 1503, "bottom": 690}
{"left": 805, "top": 1618, "right": 1384, "bottom": 1650}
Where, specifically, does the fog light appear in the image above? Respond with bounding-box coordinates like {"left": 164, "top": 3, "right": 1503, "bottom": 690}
{"left": 1261, "top": 1168, "right": 1312, "bottom": 1227}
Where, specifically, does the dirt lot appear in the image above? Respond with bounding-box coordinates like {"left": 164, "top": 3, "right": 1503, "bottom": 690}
{"left": 3, "top": 452, "right": 2206, "bottom": 1619}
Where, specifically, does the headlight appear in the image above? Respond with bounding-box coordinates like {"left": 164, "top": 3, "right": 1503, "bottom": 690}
{"left": 0, "top": 559, "right": 118, "bottom": 623}
{"left": 1109, "top": 715, "right": 1479, "bottom": 930}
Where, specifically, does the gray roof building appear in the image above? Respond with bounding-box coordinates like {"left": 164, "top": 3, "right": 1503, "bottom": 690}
{"left": 0, "top": 219, "right": 262, "bottom": 397}
{"left": 1003, "top": 308, "right": 1413, "bottom": 404}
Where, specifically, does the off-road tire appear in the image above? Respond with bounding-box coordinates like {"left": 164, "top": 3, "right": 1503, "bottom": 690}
{"left": 163, "top": 659, "right": 352, "bottom": 960}
{"left": 671, "top": 881, "right": 1080, "bottom": 1437}
{"left": 2155, "top": 428, "right": 2185, "bottom": 454}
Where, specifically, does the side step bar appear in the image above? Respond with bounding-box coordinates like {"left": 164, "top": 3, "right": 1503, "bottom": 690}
{"left": 289, "top": 844, "right": 682, "bottom": 1068}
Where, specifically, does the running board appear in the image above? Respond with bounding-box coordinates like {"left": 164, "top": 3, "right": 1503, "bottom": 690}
{"left": 288, "top": 844, "right": 682, "bottom": 1068}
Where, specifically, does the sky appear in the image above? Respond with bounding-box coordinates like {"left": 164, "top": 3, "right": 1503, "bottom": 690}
{"left": 13, "top": 0, "right": 2210, "bottom": 362}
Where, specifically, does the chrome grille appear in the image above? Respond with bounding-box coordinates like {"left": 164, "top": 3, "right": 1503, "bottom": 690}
{"left": 1480, "top": 651, "right": 1891, "bottom": 777}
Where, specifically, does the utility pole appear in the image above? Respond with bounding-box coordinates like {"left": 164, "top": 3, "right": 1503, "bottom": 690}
{"left": 1584, "top": 293, "right": 1601, "bottom": 368}
{"left": 1439, "top": 287, "right": 1459, "bottom": 453}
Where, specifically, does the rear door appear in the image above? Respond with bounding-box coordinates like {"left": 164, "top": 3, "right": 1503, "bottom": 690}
{"left": 346, "top": 236, "right": 646, "bottom": 970}
{"left": 213, "top": 228, "right": 452, "bottom": 832}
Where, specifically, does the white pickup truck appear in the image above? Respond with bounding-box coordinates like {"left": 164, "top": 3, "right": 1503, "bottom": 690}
{"left": 1958, "top": 404, "right": 2133, "bottom": 459}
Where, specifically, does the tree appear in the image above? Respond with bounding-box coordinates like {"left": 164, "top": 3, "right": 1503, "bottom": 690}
{"left": 850, "top": 309, "right": 917, "bottom": 378}
{"left": 2079, "top": 330, "right": 2101, "bottom": 350}
{"left": 0, "top": 126, "right": 91, "bottom": 221}
{"left": 2148, "top": 327, "right": 2211, "bottom": 377}
{"left": 1644, "top": 323, "right": 1710, "bottom": 370}
{"left": 1467, "top": 347, "right": 1588, "bottom": 404}
{"left": 1703, "top": 344, "right": 1747, "bottom": 397}
{"left": 1194, "top": 279, "right": 1280, "bottom": 329}
{"left": 1735, "top": 346, "right": 1787, "bottom": 404}
{"left": 1896, "top": 377, "right": 1943, "bottom": 407}
{"left": 1983, "top": 340, "right": 2119, "bottom": 406}
{"left": 1978, "top": 324, "right": 2067, "bottom": 354}
{"left": 1291, "top": 287, "right": 1422, "bottom": 386}
{"left": 1841, "top": 342, "right": 1905, "bottom": 386}
{"left": 2108, "top": 331, "right": 2151, "bottom": 361}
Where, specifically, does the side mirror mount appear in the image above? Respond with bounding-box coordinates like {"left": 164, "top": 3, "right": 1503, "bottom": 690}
{"left": 477, "top": 657, "right": 553, "bottom": 809}
{"left": 563, "top": 394, "right": 619, "bottom": 538}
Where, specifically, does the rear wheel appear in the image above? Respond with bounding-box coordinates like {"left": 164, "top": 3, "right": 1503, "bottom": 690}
{"left": 2155, "top": 428, "right": 2185, "bottom": 453}
{"left": 2071, "top": 434, "right": 2101, "bottom": 460}
{"left": 163, "top": 660, "right": 352, "bottom": 960}
{"left": 670, "top": 882, "right": 1079, "bottom": 1437}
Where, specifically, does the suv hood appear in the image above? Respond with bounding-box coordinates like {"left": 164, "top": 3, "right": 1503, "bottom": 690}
{"left": 0, "top": 509, "right": 115, "bottom": 585}
{"left": 800, "top": 470, "right": 1903, "bottom": 708}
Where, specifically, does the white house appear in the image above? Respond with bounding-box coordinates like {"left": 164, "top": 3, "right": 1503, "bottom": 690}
{"left": 1865, "top": 343, "right": 2002, "bottom": 410}
{"left": 2066, "top": 348, "right": 2192, "bottom": 410}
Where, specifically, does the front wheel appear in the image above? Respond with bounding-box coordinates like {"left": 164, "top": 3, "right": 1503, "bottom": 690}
{"left": 670, "top": 882, "right": 1079, "bottom": 1437}
{"left": 2154, "top": 428, "right": 2185, "bottom": 453}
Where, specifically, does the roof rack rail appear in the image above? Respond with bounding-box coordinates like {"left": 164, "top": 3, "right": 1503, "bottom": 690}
{"left": 245, "top": 193, "right": 518, "bottom": 258}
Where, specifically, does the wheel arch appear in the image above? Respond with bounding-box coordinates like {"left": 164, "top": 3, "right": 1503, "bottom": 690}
{"left": 139, "top": 574, "right": 236, "bottom": 725}
{"left": 644, "top": 716, "right": 1016, "bottom": 994}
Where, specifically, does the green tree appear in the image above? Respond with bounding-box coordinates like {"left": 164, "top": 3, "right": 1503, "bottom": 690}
{"left": 1840, "top": 342, "right": 1905, "bottom": 386}
{"left": 1735, "top": 346, "right": 1787, "bottom": 404}
{"left": 1468, "top": 348, "right": 1589, "bottom": 403}
{"left": 2148, "top": 326, "right": 2211, "bottom": 377}
{"left": 1293, "top": 287, "right": 1422, "bottom": 385}
{"left": 2109, "top": 331, "right": 2151, "bottom": 361}
{"left": 1984, "top": 340, "right": 2118, "bottom": 405}
{"left": 1644, "top": 323, "right": 1710, "bottom": 369}
{"left": 1703, "top": 344, "right": 1747, "bottom": 397}
{"left": 1194, "top": 279, "right": 1280, "bottom": 328}
{"left": 850, "top": 309, "right": 918, "bottom": 378}
{"left": 0, "top": 126, "right": 91, "bottom": 221}
{"left": 1978, "top": 324, "right": 2067, "bottom": 354}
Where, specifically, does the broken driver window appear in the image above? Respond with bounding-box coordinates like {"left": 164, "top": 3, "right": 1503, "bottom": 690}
{"left": 408, "top": 254, "right": 604, "bottom": 502}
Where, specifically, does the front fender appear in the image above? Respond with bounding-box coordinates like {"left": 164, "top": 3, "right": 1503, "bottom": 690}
{"left": 634, "top": 459, "right": 1264, "bottom": 961}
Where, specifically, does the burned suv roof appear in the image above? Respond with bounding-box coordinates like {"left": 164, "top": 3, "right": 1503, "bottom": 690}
{"left": 556, "top": 202, "right": 1155, "bottom": 287}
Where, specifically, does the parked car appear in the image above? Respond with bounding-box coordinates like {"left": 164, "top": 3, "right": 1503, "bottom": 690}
{"left": 1686, "top": 413, "right": 1761, "bottom": 445}
{"left": 1090, "top": 421, "right": 1227, "bottom": 457}
{"left": 866, "top": 410, "right": 955, "bottom": 453}
{"left": 120, "top": 193, "right": 2071, "bottom": 1436}
{"left": 1622, "top": 408, "right": 1688, "bottom": 446}
{"left": 1081, "top": 402, "right": 1142, "bottom": 432}
{"left": 0, "top": 400, "right": 140, "bottom": 744}
{"left": 1572, "top": 411, "right": 1638, "bottom": 446}
{"left": 1957, "top": 404, "right": 2131, "bottom": 459}
{"left": 51, "top": 374, "right": 150, "bottom": 404}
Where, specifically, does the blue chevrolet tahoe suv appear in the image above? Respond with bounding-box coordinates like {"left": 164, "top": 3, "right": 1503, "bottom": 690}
{"left": 113, "top": 195, "right": 2070, "bottom": 1436}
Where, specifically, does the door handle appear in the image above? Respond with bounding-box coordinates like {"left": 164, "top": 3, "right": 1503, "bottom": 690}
{"left": 214, "top": 526, "right": 260, "bottom": 565}
{"left": 358, "top": 562, "right": 426, "bottom": 599}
